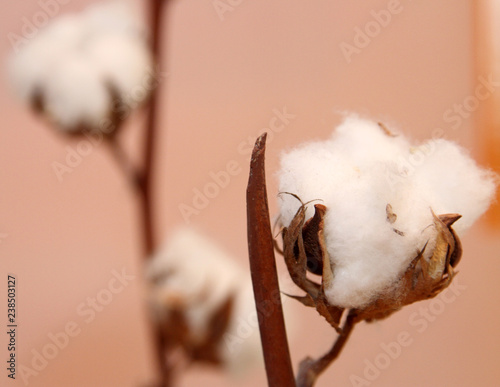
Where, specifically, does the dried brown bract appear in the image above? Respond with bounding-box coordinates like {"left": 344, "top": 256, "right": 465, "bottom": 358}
{"left": 278, "top": 195, "right": 463, "bottom": 326}
{"left": 159, "top": 294, "right": 235, "bottom": 366}
{"left": 280, "top": 194, "right": 343, "bottom": 332}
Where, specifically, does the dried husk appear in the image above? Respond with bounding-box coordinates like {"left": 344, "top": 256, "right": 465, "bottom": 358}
{"left": 279, "top": 198, "right": 463, "bottom": 327}
{"left": 159, "top": 293, "right": 235, "bottom": 366}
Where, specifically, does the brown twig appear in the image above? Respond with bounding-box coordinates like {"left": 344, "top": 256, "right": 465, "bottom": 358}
{"left": 104, "top": 138, "right": 142, "bottom": 189}
{"left": 139, "top": 0, "right": 170, "bottom": 386}
{"left": 140, "top": 0, "right": 166, "bottom": 256}
{"left": 246, "top": 133, "right": 296, "bottom": 387}
{"left": 296, "top": 310, "right": 357, "bottom": 387}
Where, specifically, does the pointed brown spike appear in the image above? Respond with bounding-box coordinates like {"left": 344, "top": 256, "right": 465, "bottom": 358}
{"left": 315, "top": 296, "right": 343, "bottom": 333}
{"left": 439, "top": 213, "right": 462, "bottom": 227}
{"left": 247, "top": 133, "right": 295, "bottom": 386}
{"left": 282, "top": 292, "right": 316, "bottom": 308}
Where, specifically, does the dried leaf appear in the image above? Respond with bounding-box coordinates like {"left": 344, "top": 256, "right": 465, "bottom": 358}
{"left": 189, "top": 295, "right": 235, "bottom": 365}
{"left": 282, "top": 292, "right": 316, "bottom": 307}
{"left": 282, "top": 200, "right": 321, "bottom": 298}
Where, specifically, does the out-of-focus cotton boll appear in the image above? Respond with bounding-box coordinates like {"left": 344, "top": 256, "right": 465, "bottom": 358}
{"left": 278, "top": 115, "right": 497, "bottom": 309}
{"left": 86, "top": 34, "right": 152, "bottom": 107}
{"left": 43, "top": 57, "right": 111, "bottom": 132}
{"left": 147, "top": 228, "right": 263, "bottom": 376}
{"left": 8, "top": 0, "right": 151, "bottom": 134}
{"left": 7, "top": 15, "right": 85, "bottom": 101}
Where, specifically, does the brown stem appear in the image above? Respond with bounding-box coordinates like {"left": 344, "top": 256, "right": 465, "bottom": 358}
{"left": 141, "top": 0, "right": 166, "bottom": 257}
{"left": 247, "top": 133, "right": 296, "bottom": 387}
{"left": 296, "top": 310, "right": 357, "bottom": 387}
{"left": 105, "top": 138, "right": 142, "bottom": 189}
{"left": 140, "top": 0, "right": 170, "bottom": 386}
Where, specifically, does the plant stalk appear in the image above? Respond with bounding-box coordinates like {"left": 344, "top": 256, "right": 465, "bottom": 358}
{"left": 246, "top": 133, "right": 296, "bottom": 387}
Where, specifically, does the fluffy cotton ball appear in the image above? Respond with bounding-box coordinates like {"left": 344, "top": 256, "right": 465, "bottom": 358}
{"left": 7, "top": 14, "right": 85, "bottom": 101}
{"left": 43, "top": 56, "right": 111, "bottom": 131}
{"left": 8, "top": 0, "right": 152, "bottom": 133}
{"left": 85, "top": 34, "right": 153, "bottom": 106}
{"left": 278, "top": 115, "right": 497, "bottom": 309}
{"left": 146, "top": 228, "right": 263, "bottom": 375}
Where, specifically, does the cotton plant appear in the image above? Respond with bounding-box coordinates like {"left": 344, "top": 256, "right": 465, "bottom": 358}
{"left": 8, "top": 0, "right": 153, "bottom": 135}
{"left": 6, "top": 1, "right": 179, "bottom": 385}
{"left": 146, "top": 228, "right": 265, "bottom": 377}
{"left": 245, "top": 115, "right": 497, "bottom": 387}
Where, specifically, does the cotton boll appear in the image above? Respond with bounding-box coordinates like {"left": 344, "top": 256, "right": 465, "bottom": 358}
{"left": 147, "top": 228, "right": 244, "bottom": 342}
{"left": 278, "top": 114, "right": 496, "bottom": 309}
{"left": 86, "top": 34, "right": 153, "bottom": 107}
{"left": 43, "top": 56, "right": 111, "bottom": 132}
{"left": 147, "top": 227, "right": 268, "bottom": 375}
{"left": 8, "top": 0, "right": 151, "bottom": 134}
{"left": 7, "top": 15, "right": 85, "bottom": 101}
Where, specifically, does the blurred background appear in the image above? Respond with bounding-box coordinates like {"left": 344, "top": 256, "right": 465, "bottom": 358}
{"left": 1, "top": 0, "right": 499, "bottom": 386}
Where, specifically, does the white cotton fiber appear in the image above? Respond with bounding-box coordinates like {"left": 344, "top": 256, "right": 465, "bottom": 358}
{"left": 146, "top": 228, "right": 263, "bottom": 375}
{"left": 6, "top": 15, "right": 84, "bottom": 101}
{"left": 43, "top": 56, "right": 111, "bottom": 131}
{"left": 278, "top": 115, "right": 497, "bottom": 309}
{"left": 86, "top": 34, "right": 153, "bottom": 104}
{"left": 8, "top": 0, "right": 152, "bottom": 132}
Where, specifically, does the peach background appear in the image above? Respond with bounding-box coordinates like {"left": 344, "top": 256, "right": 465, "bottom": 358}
{"left": 1, "top": 1, "right": 499, "bottom": 386}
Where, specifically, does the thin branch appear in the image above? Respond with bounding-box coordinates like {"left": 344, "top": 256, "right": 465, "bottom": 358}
{"left": 140, "top": 0, "right": 170, "bottom": 386}
{"left": 247, "top": 133, "right": 296, "bottom": 387}
{"left": 140, "top": 0, "right": 166, "bottom": 257}
{"left": 104, "top": 138, "right": 142, "bottom": 189}
{"left": 296, "top": 310, "right": 357, "bottom": 387}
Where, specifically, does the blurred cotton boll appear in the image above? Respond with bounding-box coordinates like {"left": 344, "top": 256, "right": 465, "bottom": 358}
{"left": 7, "top": 0, "right": 152, "bottom": 135}
{"left": 87, "top": 34, "right": 153, "bottom": 108}
{"left": 146, "top": 228, "right": 264, "bottom": 376}
{"left": 43, "top": 56, "right": 111, "bottom": 132}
